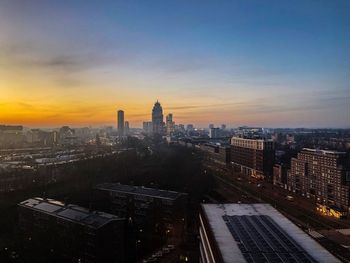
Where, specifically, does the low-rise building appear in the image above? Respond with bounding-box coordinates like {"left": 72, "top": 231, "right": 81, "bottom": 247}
{"left": 95, "top": 183, "right": 188, "bottom": 238}
{"left": 18, "top": 197, "right": 125, "bottom": 263}
{"left": 199, "top": 203, "right": 340, "bottom": 263}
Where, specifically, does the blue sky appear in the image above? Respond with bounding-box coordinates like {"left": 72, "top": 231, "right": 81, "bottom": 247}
{"left": 1, "top": 0, "right": 349, "bottom": 127}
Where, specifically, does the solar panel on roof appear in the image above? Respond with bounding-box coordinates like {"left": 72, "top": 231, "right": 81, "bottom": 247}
{"left": 35, "top": 202, "right": 62, "bottom": 213}
{"left": 223, "top": 215, "right": 317, "bottom": 263}
{"left": 58, "top": 208, "right": 89, "bottom": 222}
{"left": 97, "top": 183, "right": 183, "bottom": 200}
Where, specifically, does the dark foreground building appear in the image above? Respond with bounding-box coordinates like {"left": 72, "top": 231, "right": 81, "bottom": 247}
{"left": 18, "top": 197, "right": 125, "bottom": 263}
{"left": 95, "top": 183, "right": 188, "bottom": 237}
{"left": 199, "top": 203, "right": 340, "bottom": 263}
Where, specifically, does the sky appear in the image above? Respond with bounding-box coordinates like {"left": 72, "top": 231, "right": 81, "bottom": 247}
{"left": 0, "top": 0, "right": 349, "bottom": 128}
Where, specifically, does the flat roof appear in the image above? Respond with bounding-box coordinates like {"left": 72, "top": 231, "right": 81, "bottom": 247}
{"left": 96, "top": 183, "right": 187, "bottom": 200}
{"left": 201, "top": 204, "right": 340, "bottom": 263}
{"left": 19, "top": 197, "right": 123, "bottom": 229}
{"left": 302, "top": 148, "right": 346, "bottom": 155}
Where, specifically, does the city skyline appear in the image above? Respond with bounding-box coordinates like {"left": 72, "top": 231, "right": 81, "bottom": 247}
{"left": 1, "top": 1, "right": 350, "bottom": 128}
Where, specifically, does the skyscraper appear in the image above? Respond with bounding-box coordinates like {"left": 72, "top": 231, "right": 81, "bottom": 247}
{"left": 124, "top": 121, "right": 129, "bottom": 135}
{"left": 152, "top": 101, "right": 164, "bottom": 135}
{"left": 166, "top": 113, "right": 175, "bottom": 135}
{"left": 117, "top": 110, "right": 124, "bottom": 136}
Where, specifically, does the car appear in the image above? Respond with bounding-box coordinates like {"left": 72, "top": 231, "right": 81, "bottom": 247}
{"left": 152, "top": 251, "right": 162, "bottom": 258}
{"left": 167, "top": 244, "right": 175, "bottom": 250}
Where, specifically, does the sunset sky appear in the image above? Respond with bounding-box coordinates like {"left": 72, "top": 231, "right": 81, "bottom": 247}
{"left": 1, "top": 1, "right": 349, "bottom": 128}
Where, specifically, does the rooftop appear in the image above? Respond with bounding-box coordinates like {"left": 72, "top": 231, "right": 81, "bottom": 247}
{"left": 302, "top": 148, "right": 346, "bottom": 156}
{"left": 19, "top": 197, "right": 123, "bottom": 229}
{"left": 96, "top": 183, "right": 187, "bottom": 200}
{"left": 201, "top": 203, "right": 340, "bottom": 263}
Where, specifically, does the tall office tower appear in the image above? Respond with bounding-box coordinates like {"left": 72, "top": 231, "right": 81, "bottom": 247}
{"left": 288, "top": 148, "right": 350, "bottom": 217}
{"left": 117, "top": 110, "right": 124, "bottom": 136}
{"left": 166, "top": 113, "right": 175, "bottom": 135}
{"left": 209, "top": 124, "right": 214, "bottom": 129}
{"left": 221, "top": 124, "right": 226, "bottom": 130}
{"left": 124, "top": 121, "right": 130, "bottom": 135}
{"left": 199, "top": 203, "right": 339, "bottom": 263}
{"left": 231, "top": 136, "right": 275, "bottom": 180}
{"left": 152, "top": 100, "right": 164, "bottom": 135}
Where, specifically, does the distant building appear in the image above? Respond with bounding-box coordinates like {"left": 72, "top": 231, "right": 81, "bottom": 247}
{"left": 26, "top": 129, "right": 58, "bottom": 146}
{"left": 124, "top": 121, "right": 130, "bottom": 135}
{"left": 209, "top": 124, "right": 214, "bottom": 129}
{"left": 178, "top": 124, "right": 185, "bottom": 132}
{"left": 59, "top": 126, "right": 77, "bottom": 146}
{"left": 209, "top": 128, "right": 221, "bottom": 139}
{"left": 199, "top": 203, "right": 340, "bottom": 263}
{"left": 143, "top": 121, "right": 152, "bottom": 134}
{"left": 95, "top": 183, "right": 188, "bottom": 239}
{"left": 166, "top": 113, "right": 175, "bottom": 135}
{"left": 231, "top": 137, "right": 275, "bottom": 180}
{"left": 186, "top": 124, "right": 194, "bottom": 131}
{"left": 0, "top": 125, "right": 24, "bottom": 148}
{"left": 117, "top": 110, "right": 124, "bottom": 137}
{"left": 18, "top": 197, "right": 125, "bottom": 263}
{"left": 288, "top": 148, "right": 350, "bottom": 217}
{"left": 199, "top": 143, "right": 231, "bottom": 166}
{"left": 273, "top": 164, "right": 288, "bottom": 188}
{"left": 152, "top": 101, "right": 164, "bottom": 135}
{"left": 221, "top": 124, "right": 226, "bottom": 130}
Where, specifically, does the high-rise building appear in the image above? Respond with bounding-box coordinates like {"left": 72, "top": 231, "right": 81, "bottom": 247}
{"left": 288, "top": 148, "right": 350, "bottom": 217}
{"left": 199, "top": 203, "right": 339, "bottom": 263}
{"left": 152, "top": 100, "right": 164, "bottom": 135}
{"left": 221, "top": 124, "right": 226, "bottom": 130}
{"left": 209, "top": 124, "right": 214, "bottom": 129}
{"left": 231, "top": 137, "right": 275, "bottom": 180}
{"left": 117, "top": 110, "right": 124, "bottom": 136}
{"left": 18, "top": 197, "right": 125, "bottom": 263}
{"left": 143, "top": 121, "right": 152, "bottom": 134}
{"left": 124, "top": 121, "right": 130, "bottom": 135}
{"left": 166, "top": 113, "right": 175, "bottom": 135}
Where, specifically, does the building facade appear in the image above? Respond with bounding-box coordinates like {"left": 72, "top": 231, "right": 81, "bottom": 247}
{"left": 231, "top": 137, "right": 275, "bottom": 180}
{"left": 273, "top": 164, "right": 288, "bottom": 188}
{"left": 95, "top": 183, "right": 188, "bottom": 239}
{"left": 152, "top": 101, "right": 164, "bottom": 135}
{"left": 143, "top": 121, "right": 153, "bottom": 134}
{"left": 18, "top": 197, "right": 125, "bottom": 263}
{"left": 209, "top": 128, "right": 221, "bottom": 139}
{"left": 199, "top": 143, "right": 231, "bottom": 166}
{"left": 287, "top": 148, "right": 350, "bottom": 215}
{"left": 124, "top": 121, "right": 130, "bottom": 135}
